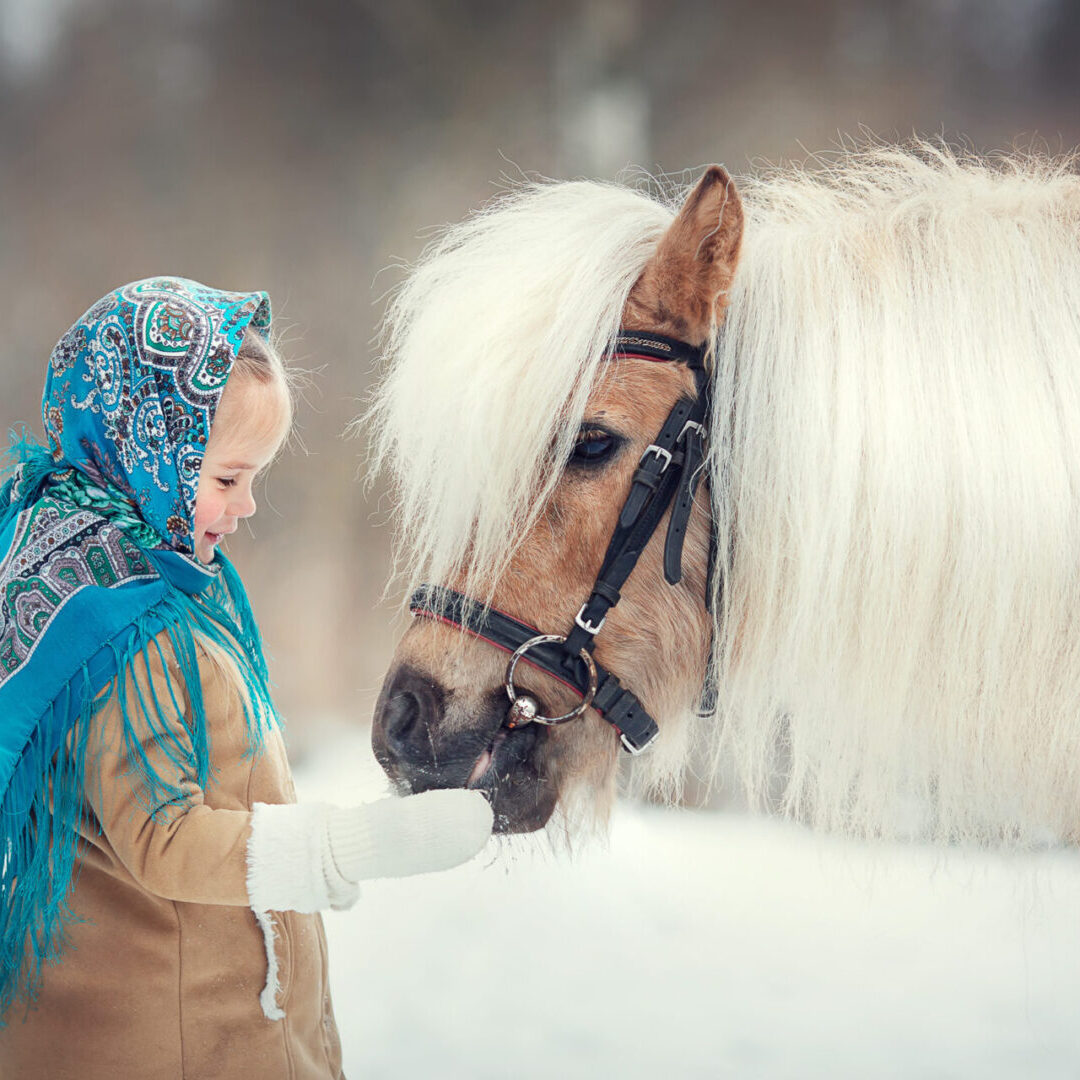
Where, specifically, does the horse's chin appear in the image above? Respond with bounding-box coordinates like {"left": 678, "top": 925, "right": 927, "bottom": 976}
{"left": 465, "top": 722, "right": 557, "bottom": 833}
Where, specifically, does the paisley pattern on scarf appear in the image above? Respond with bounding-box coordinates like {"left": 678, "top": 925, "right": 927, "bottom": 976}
{"left": 0, "top": 278, "right": 272, "bottom": 682}
{"left": 0, "top": 486, "right": 156, "bottom": 681}
{"left": 43, "top": 277, "right": 271, "bottom": 551}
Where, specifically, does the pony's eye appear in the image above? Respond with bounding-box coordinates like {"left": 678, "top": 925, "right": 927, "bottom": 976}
{"left": 571, "top": 427, "right": 618, "bottom": 466}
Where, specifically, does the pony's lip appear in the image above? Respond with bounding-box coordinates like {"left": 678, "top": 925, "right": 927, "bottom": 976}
{"left": 465, "top": 705, "right": 548, "bottom": 790}
{"left": 467, "top": 728, "right": 508, "bottom": 787}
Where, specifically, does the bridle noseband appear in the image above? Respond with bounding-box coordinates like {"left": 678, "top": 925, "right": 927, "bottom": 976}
{"left": 409, "top": 329, "right": 715, "bottom": 754}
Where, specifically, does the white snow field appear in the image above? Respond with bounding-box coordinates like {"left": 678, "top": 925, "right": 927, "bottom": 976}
{"left": 295, "top": 730, "right": 1080, "bottom": 1080}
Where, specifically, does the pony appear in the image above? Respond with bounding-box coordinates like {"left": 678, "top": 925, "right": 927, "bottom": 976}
{"left": 366, "top": 142, "right": 1080, "bottom": 847}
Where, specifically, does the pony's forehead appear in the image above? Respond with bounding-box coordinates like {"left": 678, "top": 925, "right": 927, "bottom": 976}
{"left": 394, "top": 182, "right": 675, "bottom": 328}
{"left": 584, "top": 357, "right": 698, "bottom": 425}
{"left": 371, "top": 180, "right": 679, "bottom": 593}
{"left": 384, "top": 180, "right": 679, "bottom": 436}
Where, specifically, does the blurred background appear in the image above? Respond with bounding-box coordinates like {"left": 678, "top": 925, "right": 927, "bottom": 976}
{"left": 2, "top": 0, "right": 1078, "bottom": 752}
{"left": 5, "top": 2, "right": 1080, "bottom": 1077}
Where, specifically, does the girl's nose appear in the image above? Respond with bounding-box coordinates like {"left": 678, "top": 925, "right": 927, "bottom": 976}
{"left": 231, "top": 489, "right": 257, "bottom": 519}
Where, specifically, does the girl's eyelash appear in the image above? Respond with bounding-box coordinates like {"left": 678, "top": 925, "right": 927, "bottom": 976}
{"left": 217, "top": 478, "right": 237, "bottom": 488}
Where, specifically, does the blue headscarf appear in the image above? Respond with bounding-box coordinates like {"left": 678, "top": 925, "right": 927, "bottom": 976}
{"left": 0, "top": 277, "right": 280, "bottom": 1021}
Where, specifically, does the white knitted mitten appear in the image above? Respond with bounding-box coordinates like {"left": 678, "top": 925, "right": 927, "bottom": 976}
{"left": 326, "top": 788, "right": 493, "bottom": 883}
{"left": 247, "top": 790, "right": 493, "bottom": 914}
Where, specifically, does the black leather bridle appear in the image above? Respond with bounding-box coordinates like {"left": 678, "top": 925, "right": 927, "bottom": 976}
{"left": 409, "top": 329, "right": 715, "bottom": 754}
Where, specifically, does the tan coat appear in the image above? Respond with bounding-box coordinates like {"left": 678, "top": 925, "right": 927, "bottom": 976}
{"left": 0, "top": 636, "right": 345, "bottom": 1080}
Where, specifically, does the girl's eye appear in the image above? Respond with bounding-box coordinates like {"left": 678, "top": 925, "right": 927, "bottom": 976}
{"left": 571, "top": 427, "right": 618, "bottom": 466}
{"left": 217, "top": 477, "right": 237, "bottom": 488}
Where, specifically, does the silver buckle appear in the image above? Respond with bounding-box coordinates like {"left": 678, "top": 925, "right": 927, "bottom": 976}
{"left": 678, "top": 420, "right": 706, "bottom": 443}
{"left": 641, "top": 444, "right": 672, "bottom": 472}
{"left": 574, "top": 604, "right": 605, "bottom": 635}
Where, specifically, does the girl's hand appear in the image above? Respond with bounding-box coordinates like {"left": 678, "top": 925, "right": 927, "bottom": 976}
{"left": 325, "top": 789, "right": 493, "bottom": 882}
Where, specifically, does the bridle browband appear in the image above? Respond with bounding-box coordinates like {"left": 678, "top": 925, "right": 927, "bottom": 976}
{"left": 409, "top": 329, "right": 715, "bottom": 755}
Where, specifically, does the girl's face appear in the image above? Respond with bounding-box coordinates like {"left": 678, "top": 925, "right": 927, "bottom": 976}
{"left": 193, "top": 373, "right": 291, "bottom": 564}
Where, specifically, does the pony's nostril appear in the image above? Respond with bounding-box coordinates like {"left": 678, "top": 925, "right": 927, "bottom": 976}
{"left": 372, "top": 665, "right": 445, "bottom": 778}
{"left": 382, "top": 690, "right": 422, "bottom": 752}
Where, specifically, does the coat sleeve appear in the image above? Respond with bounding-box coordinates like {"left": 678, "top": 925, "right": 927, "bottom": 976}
{"left": 83, "top": 631, "right": 357, "bottom": 911}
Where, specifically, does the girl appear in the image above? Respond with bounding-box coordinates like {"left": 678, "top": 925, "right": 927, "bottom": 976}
{"left": 0, "top": 277, "right": 492, "bottom": 1079}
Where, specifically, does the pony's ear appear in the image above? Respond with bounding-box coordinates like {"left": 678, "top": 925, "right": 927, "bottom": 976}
{"left": 625, "top": 165, "right": 744, "bottom": 343}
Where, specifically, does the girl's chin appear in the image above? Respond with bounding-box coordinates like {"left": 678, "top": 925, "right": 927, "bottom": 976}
{"left": 195, "top": 534, "right": 221, "bottom": 563}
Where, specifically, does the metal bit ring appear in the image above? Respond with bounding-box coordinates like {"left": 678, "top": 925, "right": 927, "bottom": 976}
{"left": 504, "top": 633, "right": 598, "bottom": 726}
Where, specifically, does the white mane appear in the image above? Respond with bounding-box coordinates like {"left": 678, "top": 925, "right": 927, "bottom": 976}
{"left": 709, "top": 144, "right": 1080, "bottom": 845}
{"left": 367, "top": 180, "right": 674, "bottom": 601}
{"left": 372, "top": 144, "right": 1080, "bottom": 847}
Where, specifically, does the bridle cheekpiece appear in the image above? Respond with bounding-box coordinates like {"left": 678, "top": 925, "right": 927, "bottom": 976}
{"left": 409, "top": 328, "right": 714, "bottom": 754}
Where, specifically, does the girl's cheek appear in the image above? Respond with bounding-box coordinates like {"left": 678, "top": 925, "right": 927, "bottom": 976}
{"left": 193, "top": 498, "right": 215, "bottom": 531}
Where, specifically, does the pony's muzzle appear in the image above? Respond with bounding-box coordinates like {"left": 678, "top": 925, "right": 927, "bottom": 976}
{"left": 371, "top": 659, "right": 558, "bottom": 832}
{"left": 371, "top": 665, "right": 448, "bottom": 791}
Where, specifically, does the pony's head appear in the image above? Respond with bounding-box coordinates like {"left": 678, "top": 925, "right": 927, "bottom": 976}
{"left": 370, "top": 144, "right": 1080, "bottom": 847}
{"left": 368, "top": 168, "right": 742, "bottom": 832}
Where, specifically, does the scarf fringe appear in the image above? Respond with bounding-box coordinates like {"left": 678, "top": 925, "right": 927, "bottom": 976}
{"left": 0, "top": 427, "right": 58, "bottom": 536}
{"left": 0, "top": 578, "right": 279, "bottom": 1026}
{"left": 0, "top": 673, "right": 93, "bottom": 1025}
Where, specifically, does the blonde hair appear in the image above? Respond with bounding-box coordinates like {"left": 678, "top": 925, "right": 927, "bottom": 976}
{"left": 213, "top": 326, "right": 297, "bottom": 455}
{"left": 231, "top": 327, "right": 295, "bottom": 420}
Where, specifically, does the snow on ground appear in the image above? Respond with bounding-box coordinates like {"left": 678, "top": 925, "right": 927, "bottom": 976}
{"left": 295, "top": 730, "right": 1080, "bottom": 1080}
